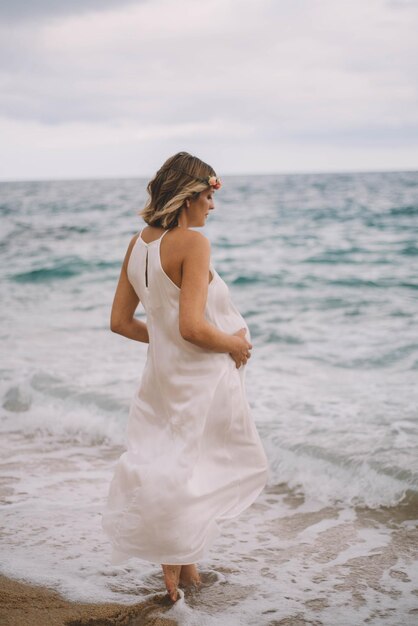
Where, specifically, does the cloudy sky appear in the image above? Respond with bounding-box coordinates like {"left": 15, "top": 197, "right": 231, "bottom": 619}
{"left": 1, "top": 0, "right": 417, "bottom": 180}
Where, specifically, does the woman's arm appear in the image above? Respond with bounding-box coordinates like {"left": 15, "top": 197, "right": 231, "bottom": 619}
{"left": 179, "top": 232, "right": 247, "bottom": 355}
{"left": 110, "top": 234, "right": 149, "bottom": 343}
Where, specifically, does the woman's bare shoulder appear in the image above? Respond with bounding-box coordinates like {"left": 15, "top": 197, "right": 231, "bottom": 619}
{"left": 178, "top": 229, "right": 211, "bottom": 249}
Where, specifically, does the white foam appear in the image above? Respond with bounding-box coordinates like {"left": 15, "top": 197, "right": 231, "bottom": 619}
{"left": 1, "top": 378, "right": 125, "bottom": 447}
{"left": 265, "top": 443, "right": 412, "bottom": 508}
{"left": 2, "top": 380, "right": 413, "bottom": 621}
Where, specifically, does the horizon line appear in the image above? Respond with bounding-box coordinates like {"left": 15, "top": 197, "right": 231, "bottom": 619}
{"left": 0, "top": 166, "right": 417, "bottom": 185}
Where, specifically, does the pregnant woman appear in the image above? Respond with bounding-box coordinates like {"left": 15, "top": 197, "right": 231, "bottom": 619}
{"left": 102, "top": 151, "right": 269, "bottom": 603}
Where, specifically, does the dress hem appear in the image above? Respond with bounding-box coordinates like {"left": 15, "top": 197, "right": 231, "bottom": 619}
{"left": 104, "top": 467, "right": 268, "bottom": 566}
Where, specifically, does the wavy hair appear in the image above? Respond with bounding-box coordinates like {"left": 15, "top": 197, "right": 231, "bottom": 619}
{"left": 138, "top": 151, "right": 217, "bottom": 229}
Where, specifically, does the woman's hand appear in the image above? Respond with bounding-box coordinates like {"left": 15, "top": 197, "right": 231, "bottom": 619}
{"left": 229, "top": 328, "right": 252, "bottom": 369}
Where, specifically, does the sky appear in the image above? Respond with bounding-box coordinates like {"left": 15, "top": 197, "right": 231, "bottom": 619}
{"left": 0, "top": 0, "right": 417, "bottom": 181}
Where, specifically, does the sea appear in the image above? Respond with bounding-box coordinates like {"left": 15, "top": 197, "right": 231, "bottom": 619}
{"left": 1, "top": 171, "right": 417, "bottom": 625}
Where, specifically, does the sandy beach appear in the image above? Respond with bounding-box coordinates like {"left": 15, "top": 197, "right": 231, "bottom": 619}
{"left": 0, "top": 574, "right": 180, "bottom": 626}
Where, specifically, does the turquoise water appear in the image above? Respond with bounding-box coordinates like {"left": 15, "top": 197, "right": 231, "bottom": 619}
{"left": 1, "top": 171, "right": 417, "bottom": 622}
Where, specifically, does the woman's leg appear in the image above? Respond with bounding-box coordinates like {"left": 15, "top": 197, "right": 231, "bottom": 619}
{"left": 161, "top": 563, "right": 202, "bottom": 601}
{"left": 179, "top": 563, "right": 201, "bottom": 587}
{"left": 161, "top": 564, "right": 182, "bottom": 602}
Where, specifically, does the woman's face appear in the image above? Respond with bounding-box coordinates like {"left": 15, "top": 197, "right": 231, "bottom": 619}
{"left": 187, "top": 187, "right": 215, "bottom": 227}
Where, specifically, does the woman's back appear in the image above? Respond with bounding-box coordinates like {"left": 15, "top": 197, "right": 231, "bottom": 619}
{"left": 137, "top": 225, "right": 214, "bottom": 291}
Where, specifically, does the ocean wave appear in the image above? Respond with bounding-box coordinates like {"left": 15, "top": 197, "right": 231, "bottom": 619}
{"left": 0, "top": 203, "right": 13, "bottom": 216}
{"left": 265, "top": 444, "right": 416, "bottom": 509}
{"left": 327, "top": 277, "right": 384, "bottom": 288}
{"left": 399, "top": 281, "right": 418, "bottom": 290}
{"left": 303, "top": 247, "right": 370, "bottom": 264}
{"left": 1, "top": 373, "right": 128, "bottom": 446}
{"left": 400, "top": 244, "right": 418, "bottom": 256}
{"left": 30, "top": 372, "right": 128, "bottom": 415}
{"left": 230, "top": 273, "right": 290, "bottom": 286}
{"left": 10, "top": 258, "right": 120, "bottom": 283}
{"left": 295, "top": 343, "right": 418, "bottom": 370}
{"left": 322, "top": 276, "right": 418, "bottom": 290}
{"left": 2, "top": 372, "right": 129, "bottom": 415}
{"left": 260, "top": 330, "right": 304, "bottom": 344}
{"left": 4, "top": 373, "right": 416, "bottom": 509}
{"left": 2, "top": 384, "right": 32, "bottom": 412}
{"left": 389, "top": 204, "right": 418, "bottom": 217}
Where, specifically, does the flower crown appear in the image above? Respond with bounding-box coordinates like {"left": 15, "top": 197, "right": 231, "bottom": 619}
{"left": 206, "top": 175, "right": 222, "bottom": 190}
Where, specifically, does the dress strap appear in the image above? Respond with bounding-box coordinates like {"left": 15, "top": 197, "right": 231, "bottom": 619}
{"left": 159, "top": 229, "right": 170, "bottom": 243}
{"left": 143, "top": 228, "right": 169, "bottom": 289}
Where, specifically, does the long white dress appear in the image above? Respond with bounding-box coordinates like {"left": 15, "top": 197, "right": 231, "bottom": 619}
{"left": 102, "top": 228, "right": 269, "bottom": 565}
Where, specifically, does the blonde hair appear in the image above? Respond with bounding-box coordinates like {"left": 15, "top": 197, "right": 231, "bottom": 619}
{"left": 139, "top": 151, "right": 217, "bottom": 229}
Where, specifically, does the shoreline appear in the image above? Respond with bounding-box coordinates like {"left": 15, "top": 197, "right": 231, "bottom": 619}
{"left": 1, "top": 489, "right": 417, "bottom": 625}
{"left": 0, "top": 575, "right": 178, "bottom": 626}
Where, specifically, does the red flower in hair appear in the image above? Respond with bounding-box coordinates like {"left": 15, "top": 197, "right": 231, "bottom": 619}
{"left": 208, "top": 175, "right": 222, "bottom": 189}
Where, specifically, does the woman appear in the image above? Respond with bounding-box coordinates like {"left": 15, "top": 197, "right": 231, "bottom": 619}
{"left": 102, "top": 151, "right": 269, "bottom": 603}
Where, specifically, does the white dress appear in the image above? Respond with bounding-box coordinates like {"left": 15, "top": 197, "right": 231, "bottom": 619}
{"left": 102, "top": 228, "right": 269, "bottom": 565}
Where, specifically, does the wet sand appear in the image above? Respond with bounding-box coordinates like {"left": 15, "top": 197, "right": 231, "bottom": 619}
{"left": 0, "top": 574, "right": 178, "bottom": 626}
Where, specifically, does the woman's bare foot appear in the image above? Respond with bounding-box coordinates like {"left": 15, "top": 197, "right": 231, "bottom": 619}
{"left": 179, "top": 564, "right": 202, "bottom": 588}
{"left": 161, "top": 564, "right": 182, "bottom": 602}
